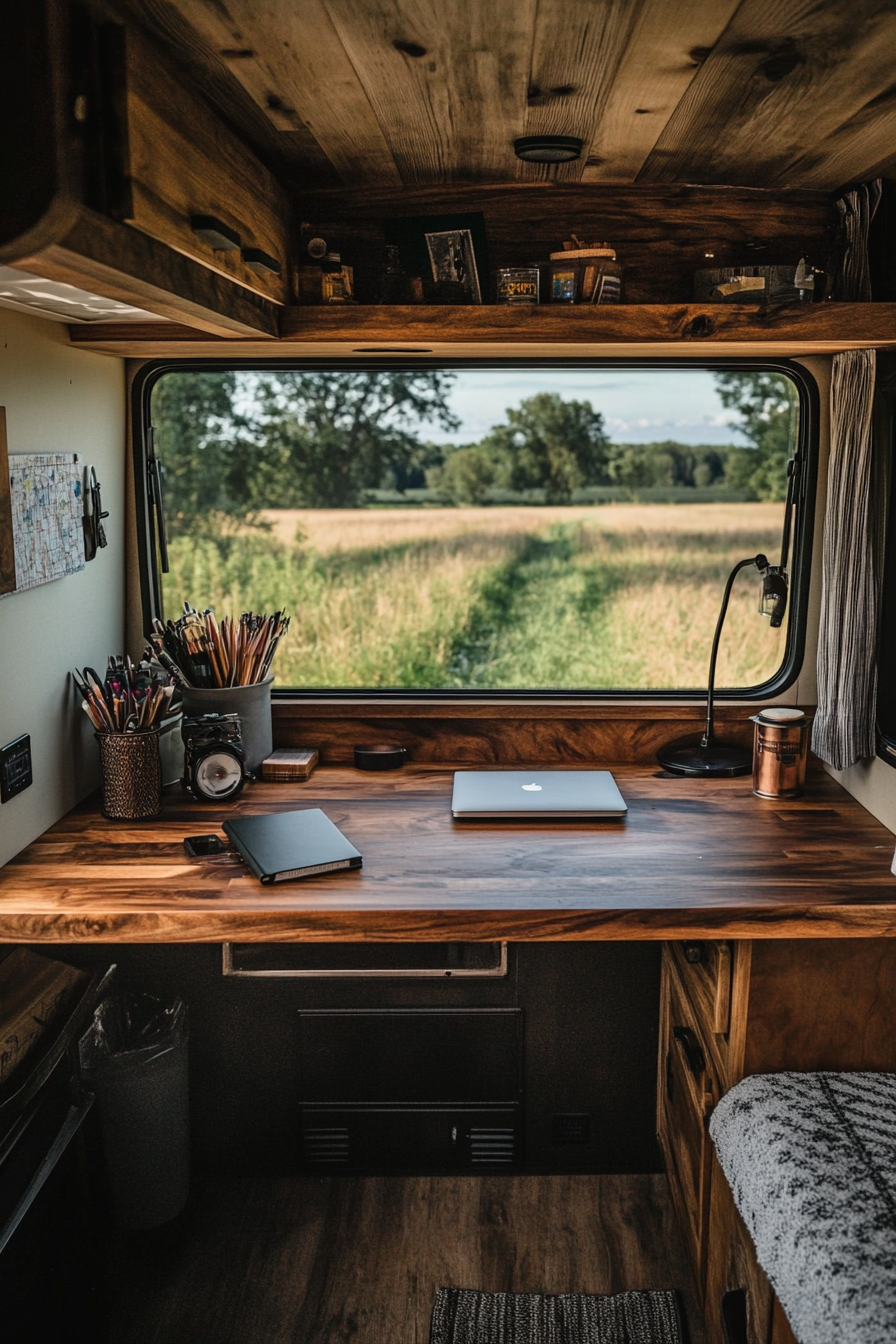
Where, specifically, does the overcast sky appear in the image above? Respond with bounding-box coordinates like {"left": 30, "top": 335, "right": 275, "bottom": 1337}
{"left": 430, "top": 367, "right": 744, "bottom": 447}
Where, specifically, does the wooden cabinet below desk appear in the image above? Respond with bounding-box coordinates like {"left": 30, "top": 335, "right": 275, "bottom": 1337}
{"left": 661, "top": 938, "right": 896, "bottom": 1344}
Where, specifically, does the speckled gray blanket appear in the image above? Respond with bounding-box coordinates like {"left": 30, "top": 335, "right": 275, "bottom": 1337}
{"left": 710, "top": 1072, "right": 896, "bottom": 1344}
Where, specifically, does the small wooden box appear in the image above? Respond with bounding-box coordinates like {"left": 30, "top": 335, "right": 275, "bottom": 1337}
{"left": 260, "top": 748, "right": 319, "bottom": 782}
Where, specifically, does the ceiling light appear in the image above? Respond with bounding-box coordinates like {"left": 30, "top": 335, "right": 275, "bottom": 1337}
{"left": 514, "top": 135, "right": 583, "bottom": 163}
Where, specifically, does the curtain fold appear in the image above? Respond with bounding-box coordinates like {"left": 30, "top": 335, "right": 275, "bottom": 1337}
{"left": 812, "top": 349, "right": 879, "bottom": 770}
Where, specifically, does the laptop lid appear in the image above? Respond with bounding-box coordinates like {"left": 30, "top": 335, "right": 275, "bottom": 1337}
{"left": 451, "top": 770, "right": 627, "bottom": 818}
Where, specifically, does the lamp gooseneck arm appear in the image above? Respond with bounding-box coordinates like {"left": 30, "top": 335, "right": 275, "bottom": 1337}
{"left": 702, "top": 555, "right": 767, "bottom": 748}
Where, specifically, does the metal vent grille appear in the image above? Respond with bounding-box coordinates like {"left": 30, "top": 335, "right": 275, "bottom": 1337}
{"left": 302, "top": 1125, "right": 350, "bottom": 1164}
{"left": 469, "top": 1126, "right": 516, "bottom": 1165}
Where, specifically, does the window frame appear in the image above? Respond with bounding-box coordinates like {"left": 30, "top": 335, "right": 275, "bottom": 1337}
{"left": 131, "top": 355, "right": 819, "bottom": 703}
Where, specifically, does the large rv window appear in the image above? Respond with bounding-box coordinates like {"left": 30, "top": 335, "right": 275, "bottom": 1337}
{"left": 143, "top": 363, "right": 812, "bottom": 696}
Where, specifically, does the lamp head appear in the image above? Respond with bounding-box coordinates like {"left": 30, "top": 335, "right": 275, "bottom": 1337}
{"left": 758, "top": 560, "right": 788, "bottom": 628}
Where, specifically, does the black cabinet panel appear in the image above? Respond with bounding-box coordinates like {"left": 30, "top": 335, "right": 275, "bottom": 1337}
{"left": 519, "top": 943, "right": 662, "bottom": 1172}
{"left": 298, "top": 1010, "right": 522, "bottom": 1105}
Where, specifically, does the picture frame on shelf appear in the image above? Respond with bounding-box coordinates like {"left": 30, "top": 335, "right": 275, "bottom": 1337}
{"left": 383, "top": 212, "right": 488, "bottom": 305}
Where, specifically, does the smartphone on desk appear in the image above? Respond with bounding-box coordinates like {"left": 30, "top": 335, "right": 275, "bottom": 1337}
{"left": 183, "top": 834, "right": 227, "bottom": 858}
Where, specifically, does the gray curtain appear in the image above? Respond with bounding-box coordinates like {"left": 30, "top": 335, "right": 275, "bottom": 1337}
{"left": 812, "top": 349, "right": 879, "bottom": 770}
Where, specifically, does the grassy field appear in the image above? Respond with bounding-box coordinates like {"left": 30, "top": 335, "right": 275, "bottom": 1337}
{"left": 163, "top": 503, "right": 786, "bottom": 690}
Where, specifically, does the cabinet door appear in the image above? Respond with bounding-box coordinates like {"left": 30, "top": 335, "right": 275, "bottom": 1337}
{"left": 658, "top": 951, "right": 718, "bottom": 1290}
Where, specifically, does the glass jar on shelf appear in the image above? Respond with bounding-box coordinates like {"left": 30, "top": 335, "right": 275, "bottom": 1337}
{"left": 548, "top": 245, "right": 622, "bottom": 304}
{"left": 494, "top": 266, "right": 540, "bottom": 305}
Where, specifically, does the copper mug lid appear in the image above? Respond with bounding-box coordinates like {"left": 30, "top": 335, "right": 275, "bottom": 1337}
{"left": 750, "top": 707, "right": 807, "bottom": 726}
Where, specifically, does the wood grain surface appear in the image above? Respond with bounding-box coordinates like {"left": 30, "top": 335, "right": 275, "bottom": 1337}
{"left": 106, "top": 1173, "right": 706, "bottom": 1344}
{"left": 2, "top": 765, "right": 895, "bottom": 944}
{"left": 638, "top": 0, "right": 896, "bottom": 189}
{"left": 107, "top": 0, "right": 896, "bottom": 192}
{"left": 169, "top": 0, "right": 401, "bottom": 186}
{"left": 579, "top": 1, "right": 743, "bottom": 185}
{"left": 110, "top": 0, "right": 341, "bottom": 184}
{"left": 276, "top": 302, "right": 896, "bottom": 346}
{"left": 272, "top": 700, "right": 759, "bottom": 766}
{"left": 326, "top": 0, "right": 537, "bottom": 186}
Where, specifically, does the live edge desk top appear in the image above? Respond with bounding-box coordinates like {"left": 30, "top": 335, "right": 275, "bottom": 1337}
{"left": 1, "top": 765, "right": 895, "bottom": 944}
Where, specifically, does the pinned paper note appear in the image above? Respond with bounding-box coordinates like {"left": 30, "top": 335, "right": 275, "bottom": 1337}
{"left": 1, "top": 451, "right": 85, "bottom": 596}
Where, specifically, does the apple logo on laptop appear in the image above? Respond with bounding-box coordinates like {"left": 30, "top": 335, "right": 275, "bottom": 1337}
{"left": 521, "top": 783, "right": 543, "bottom": 791}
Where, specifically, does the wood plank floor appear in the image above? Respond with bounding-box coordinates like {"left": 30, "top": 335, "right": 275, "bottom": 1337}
{"left": 107, "top": 1174, "right": 706, "bottom": 1343}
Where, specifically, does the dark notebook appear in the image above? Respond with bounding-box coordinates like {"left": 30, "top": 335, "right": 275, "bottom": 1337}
{"left": 223, "top": 808, "right": 362, "bottom": 884}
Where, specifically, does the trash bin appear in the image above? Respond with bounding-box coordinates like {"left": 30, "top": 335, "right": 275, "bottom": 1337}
{"left": 79, "top": 993, "right": 189, "bottom": 1230}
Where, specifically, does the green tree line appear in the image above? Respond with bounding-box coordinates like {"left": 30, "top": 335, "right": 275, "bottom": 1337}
{"left": 152, "top": 369, "right": 798, "bottom": 534}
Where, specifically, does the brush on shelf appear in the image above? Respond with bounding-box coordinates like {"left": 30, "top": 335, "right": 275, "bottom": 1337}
{"left": 145, "top": 602, "right": 290, "bottom": 689}
{"left": 73, "top": 656, "right": 178, "bottom": 733}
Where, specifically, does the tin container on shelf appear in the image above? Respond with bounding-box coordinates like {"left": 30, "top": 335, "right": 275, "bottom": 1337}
{"left": 549, "top": 245, "right": 622, "bottom": 304}
{"left": 494, "top": 266, "right": 540, "bottom": 304}
{"left": 750, "top": 707, "right": 809, "bottom": 799}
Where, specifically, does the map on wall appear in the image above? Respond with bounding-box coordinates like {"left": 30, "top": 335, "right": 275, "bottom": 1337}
{"left": 0, "top": 453, "right": 85, "bottom": 597}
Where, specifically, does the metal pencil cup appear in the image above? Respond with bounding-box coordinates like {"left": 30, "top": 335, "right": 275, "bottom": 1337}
{"left": 96, "top": 729, "right": 163, "bottom": 820}
{"left": 179, "top": 675, "right": 273, "bottom": 774}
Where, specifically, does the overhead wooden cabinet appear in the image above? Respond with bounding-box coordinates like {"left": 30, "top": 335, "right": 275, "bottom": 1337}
{"left": 0, "top": 2, "right": 288, "bottom": 335}
{"left": 120, "top": 25, "right": 291, "bottom": 306}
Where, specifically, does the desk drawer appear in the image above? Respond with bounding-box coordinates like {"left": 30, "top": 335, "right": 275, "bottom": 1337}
{"left": 659, "top": 949, "right": 718, "bottom": 1289}
{"left": 669, "top": 940, "right": 733, "bottom": 1084}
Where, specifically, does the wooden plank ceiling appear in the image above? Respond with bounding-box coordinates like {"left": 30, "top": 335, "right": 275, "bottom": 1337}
{"left": 118, "top": 0, "right": 896, "bottom": 191}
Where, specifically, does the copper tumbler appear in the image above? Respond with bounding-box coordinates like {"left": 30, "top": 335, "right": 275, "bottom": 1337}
{"left": 750, "top": 708, "right": 809, "bottom": 799}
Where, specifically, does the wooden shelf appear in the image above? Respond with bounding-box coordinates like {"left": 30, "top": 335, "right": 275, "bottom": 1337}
{"left": 68, "top": 302, "right": 896, "bottom": 357}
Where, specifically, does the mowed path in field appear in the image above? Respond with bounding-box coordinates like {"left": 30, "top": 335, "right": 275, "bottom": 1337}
{"left": 244, "top": 504, "right": 787, "bottom": 690}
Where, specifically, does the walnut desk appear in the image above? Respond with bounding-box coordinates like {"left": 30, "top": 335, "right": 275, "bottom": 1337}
{"left": 0, "top": 764, "right": 894, "bottom": 944}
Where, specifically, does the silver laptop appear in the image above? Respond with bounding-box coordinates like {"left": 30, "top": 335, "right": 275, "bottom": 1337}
{"left": 451, "top": 770, "right": 627, "bottom": 819}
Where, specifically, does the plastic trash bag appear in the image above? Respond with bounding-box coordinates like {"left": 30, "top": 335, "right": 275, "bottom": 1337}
{"left": 79, "top": 992, "right": 189, "bottom": 1229}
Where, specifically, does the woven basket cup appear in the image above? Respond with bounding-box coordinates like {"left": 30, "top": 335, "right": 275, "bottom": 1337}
{"left": 96, "top": 729, "right": 162, "bottom": 820}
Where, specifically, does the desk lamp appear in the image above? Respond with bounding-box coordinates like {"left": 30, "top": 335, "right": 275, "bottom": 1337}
{"left": 657, "top": 464, "right": 795, "bottom": 777}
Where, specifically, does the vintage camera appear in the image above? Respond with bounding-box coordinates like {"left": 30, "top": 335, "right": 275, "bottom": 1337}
{"left": 181, "top": 713, "right": 246, "bottom": 802}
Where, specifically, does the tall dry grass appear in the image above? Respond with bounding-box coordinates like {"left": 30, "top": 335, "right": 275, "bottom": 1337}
{"left": 164, "top": 504, "right": 786, "bottom": 690}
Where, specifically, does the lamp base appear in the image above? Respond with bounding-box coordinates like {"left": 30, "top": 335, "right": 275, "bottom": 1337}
{"left": 657, "top": 736, "right": 752, "bottom": 778}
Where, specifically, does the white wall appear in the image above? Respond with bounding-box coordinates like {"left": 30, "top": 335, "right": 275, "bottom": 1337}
{"left": 826, "top": 760, "right": 896, "bottom": 837}
{"left": 0, "top": 309, "right": 125, "bottom": 867}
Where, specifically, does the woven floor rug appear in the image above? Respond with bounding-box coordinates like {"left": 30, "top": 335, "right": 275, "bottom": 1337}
{"left": 430, "top": 1287, "right": 684, "bottom": 1344}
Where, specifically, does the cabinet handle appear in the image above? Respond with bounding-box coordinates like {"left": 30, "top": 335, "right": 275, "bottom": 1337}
{"left": 714, "top": 942, "right": 733, "bottom": 1034}
{"left": 672, "top": 1026, "right": 706, "bottom": 1076}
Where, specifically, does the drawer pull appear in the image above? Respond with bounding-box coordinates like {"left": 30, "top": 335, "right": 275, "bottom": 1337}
{"left": 683, "top": 942, "right": 704, "bottom": 964}
{"left": 673, "top": 1026, "right": 706, "bottom": 1076}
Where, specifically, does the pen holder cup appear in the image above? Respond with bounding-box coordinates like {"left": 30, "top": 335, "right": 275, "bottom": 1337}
{"left": 179, "top": 675, "right": 273, "bottom": 775}
{"left": 96, "top": 729, "right": 163, "bottom": 820}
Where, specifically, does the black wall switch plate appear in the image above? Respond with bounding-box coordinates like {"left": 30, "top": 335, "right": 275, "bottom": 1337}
{"left": 1, "top": 734, "right": 32, "bottom": 803}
